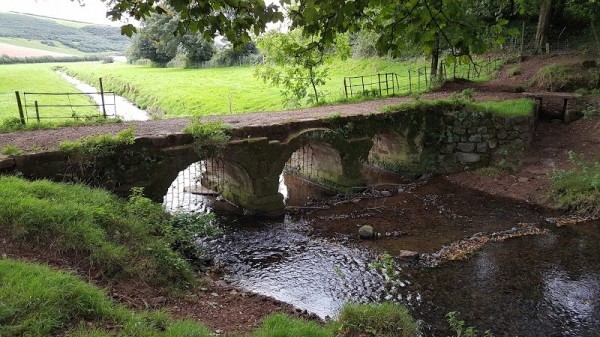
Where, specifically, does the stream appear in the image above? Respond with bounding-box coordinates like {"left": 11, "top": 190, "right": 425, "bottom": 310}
{"left": 57, "top": 71, "right": 150, "bottom": 121}
{"left": 164, "top": 167, "right": 599, "bottom": 336}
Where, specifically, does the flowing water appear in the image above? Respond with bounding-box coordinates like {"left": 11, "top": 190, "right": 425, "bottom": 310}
{"left": 164, "top": 165, "right": 600, "bottom": 336}
{"left": 57, "top": 71, "right": 150, "bottom": 121}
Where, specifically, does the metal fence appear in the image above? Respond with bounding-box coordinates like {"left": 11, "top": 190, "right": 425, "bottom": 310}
{"left": 17, "top": 91, "right": 117, "bottom": 123}
{"left": 343, "top": 58, "right": 502, "bottom": 99}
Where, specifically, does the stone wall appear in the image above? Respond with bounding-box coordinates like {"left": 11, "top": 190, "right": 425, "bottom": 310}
{"left": 438, "top": 110, "right": 535, "bottom": 171}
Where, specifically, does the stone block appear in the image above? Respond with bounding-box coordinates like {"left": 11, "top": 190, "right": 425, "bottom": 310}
{"left": 477, "top": 142, "right": 488, "bottom": 153}
{"left": 497, "top": 129, "right": 508, "bottom": 139}
{"left": 440, "top": 143, "right": 456, "bottom": 154}
{"left": 453, "top": 126, "right": 467, "bottom": 135}
{"left": 0, "top": 157, "right": 15, "bottom": 169}
{"left": 488, "top": 139, "right": 498, "bottom": 149}
{"left": 455, "top": 152, "right": 481, "bottom": 163}
{"left": 468, "top": 134, "right": 482, "bottom": 142}
{"left": 457, "top": 142, "right": 475, "bottom": 153}
{"left": 477, "top": 127, "right": 488, "bottom": 134}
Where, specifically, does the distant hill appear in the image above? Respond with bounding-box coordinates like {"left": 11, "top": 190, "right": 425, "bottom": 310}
{"left": 0, "top": 12, "right": 129, "bottom": 54}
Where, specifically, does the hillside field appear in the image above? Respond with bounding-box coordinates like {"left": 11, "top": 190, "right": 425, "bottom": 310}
{"left": 0, "top": 12, "right": 129, "bottom": 55}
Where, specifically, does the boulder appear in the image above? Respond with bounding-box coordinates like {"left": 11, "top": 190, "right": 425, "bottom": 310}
{"left": 358, "top": 225, "right": 375, "bottom": 239}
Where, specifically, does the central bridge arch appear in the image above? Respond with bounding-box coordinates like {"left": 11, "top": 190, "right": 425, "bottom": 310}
{"left": 196, "top": 127, "right": 373, "bottom": 215}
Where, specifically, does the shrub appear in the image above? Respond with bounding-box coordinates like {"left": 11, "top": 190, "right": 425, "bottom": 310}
{"left": 183, "top": 120, "right": 231, "bottom": 156}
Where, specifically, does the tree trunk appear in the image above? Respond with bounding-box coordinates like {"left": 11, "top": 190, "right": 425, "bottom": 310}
{"left": 535, "top": 0, "right": 552, "bottom": 50}
{"left": 430, "top": 35, "right": 440, "bottom": 79}
{"left": 309, "top": 66, "right": 319, "bottom": 103}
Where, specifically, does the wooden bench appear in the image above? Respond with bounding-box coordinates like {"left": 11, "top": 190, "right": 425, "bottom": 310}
{"left": 523, "top": 92, "right": 582, "bottom": 122}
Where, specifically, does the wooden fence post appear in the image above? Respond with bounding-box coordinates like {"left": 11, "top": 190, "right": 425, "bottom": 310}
{"left": 99, "top": 78, "right": 107, "bottom": 118}
{"left": 408, "top": 70, "right": 412, "bottom": 93}
{"left": 344, "top": 78, "right": 348, "bottom": 98}
{"left": 34, "top": 101, "right": 40, "bottom": 122}
{"left": 15, "top": 91, "right": 25, "bottom": 124}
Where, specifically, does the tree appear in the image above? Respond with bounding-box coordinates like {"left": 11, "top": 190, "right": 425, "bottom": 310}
{"left": 254, "top": 30, "right": 330, "bottom": 107}
{"left": 103, "top": 0, "right": 512, "bottom": 76}
{"left": 103, "top": 0, "right": 284, "bottom": 47}
{"left": 126, "top": 11, "right": 214, "bottom": 66}
{"left": 535, "top": 0, "right": 553, "bottom": 50}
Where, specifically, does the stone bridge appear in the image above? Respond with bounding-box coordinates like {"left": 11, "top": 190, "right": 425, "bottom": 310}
{"left": 1, "top": 102, "right": 534, "bottom": 215}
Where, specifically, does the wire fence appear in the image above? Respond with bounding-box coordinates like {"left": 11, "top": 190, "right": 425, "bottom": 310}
{"left": 19, "top": 91, "right": 117, "bottom": 123}
{"left": 343, "top": 58, "right": 502, "bottom": 99}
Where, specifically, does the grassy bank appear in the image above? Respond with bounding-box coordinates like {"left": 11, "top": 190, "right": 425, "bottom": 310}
{"left": 0, "top": 176, "right": 196, "bottom": 287}
{"left": 0, "top": 259, "right": 213, "bottom": 337}
{"left": 0, "top": 258, "right": 419, "bottom": 336}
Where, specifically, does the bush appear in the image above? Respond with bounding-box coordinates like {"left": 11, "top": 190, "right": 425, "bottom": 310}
{"left": 338, "top": 302, "right": 419, "bottom": 337}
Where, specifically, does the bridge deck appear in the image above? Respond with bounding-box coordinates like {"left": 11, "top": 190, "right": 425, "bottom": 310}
{"left": 0, "top": 91, "right": 522, "bottom": 156}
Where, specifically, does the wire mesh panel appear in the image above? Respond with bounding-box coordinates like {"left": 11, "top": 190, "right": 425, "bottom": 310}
{"left": 344, "top": 73, "right": 400, "bottom": 98}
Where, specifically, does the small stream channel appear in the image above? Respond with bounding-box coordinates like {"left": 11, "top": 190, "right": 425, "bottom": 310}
{"left": 163, "top": 164, "right": 600, "bottom": 336}
{"left": 57, "top": 71, "right": 150, "bottom": 121}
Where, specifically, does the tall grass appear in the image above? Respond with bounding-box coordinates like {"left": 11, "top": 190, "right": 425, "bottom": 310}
{"left": 0, "top": 176, "right": 195, "bottom": 287}
{"left": 338, "top": 302, "right": 420, "bottom": 337}
{"left": 0, "top": 259, "right": 213, "bottom": 337}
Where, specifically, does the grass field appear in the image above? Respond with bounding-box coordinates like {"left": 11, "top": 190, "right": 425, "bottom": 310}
{"left": 0, "top": 63, "right": 99, "bottom": 122}
{"left": 62, "top": 58, "right": 429, "bottom": 117}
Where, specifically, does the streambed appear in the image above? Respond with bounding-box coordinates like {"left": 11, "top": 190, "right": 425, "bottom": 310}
{"left": 165, "top": 167, "right": 599, "bottom": 336}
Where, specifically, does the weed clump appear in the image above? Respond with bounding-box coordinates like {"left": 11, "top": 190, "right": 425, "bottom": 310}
{"left": 1, "top": 144, "right": 22, "bottom": 156}
{"left": 550, "top": 152, "right": 600, "bottom": 215}
{"left": 183, "top": 120, "right": 230, "bottom": 156}
{"left": 59, "top": 126, "right": 136, "bottom": 157}
{"left": 338, "top": 302, "right": 419, "bottom": 337}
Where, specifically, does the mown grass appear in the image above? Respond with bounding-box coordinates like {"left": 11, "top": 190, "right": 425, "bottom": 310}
{"left": 0, "top": 259, "right": 213, "bottom": 337}
{"left": 550, "top": 152, "right": 600, "bottom": 215}
{"left": 61, "top": 58, "right": 432, "bottom": 117}
{"left": 0, "top": 63, "right": 99, "bottom": 121}
{"left": 0, "top": 176, "right": 196, "bottom": 288}
{"left": 0, "top": 116, "right": 121, "bottom": 134}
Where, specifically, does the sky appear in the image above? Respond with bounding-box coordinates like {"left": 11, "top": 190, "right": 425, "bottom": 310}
{"left": 0, "top": 0, "right": 122, "bottom": 26}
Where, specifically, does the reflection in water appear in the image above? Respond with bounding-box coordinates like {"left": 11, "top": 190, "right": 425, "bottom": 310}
{"left": 163, "top": 162, "right": 335, "bottom": 213}
{"left": 544, "top": 269, "right": 599, "bottom": 329}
